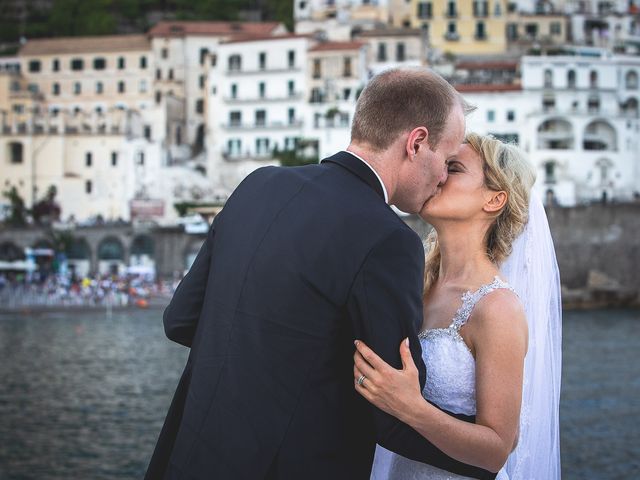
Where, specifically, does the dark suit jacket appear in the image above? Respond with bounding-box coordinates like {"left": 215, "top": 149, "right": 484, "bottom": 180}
{"left": 145, "top": 152, "right": 495, "bottom": 480}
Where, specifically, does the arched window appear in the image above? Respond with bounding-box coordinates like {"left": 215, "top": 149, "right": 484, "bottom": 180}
{"left": 625, "top": 70, "right": 638, "bottom": 90}
{"left": 583, "top": 120, "right": 617, "bottom": 151}
{"left": 544, "top": 69, "right": 553, "bottom": 88}
{"left": 567, "top": 69, "right": 576, "bottom": 88}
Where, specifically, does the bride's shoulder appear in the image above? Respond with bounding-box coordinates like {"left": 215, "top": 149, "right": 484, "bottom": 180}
{"left": 467, "top": 289, "right": 527, "bottom": 347}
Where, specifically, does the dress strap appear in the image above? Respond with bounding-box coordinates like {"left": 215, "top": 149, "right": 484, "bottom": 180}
{"left": 450, "top": 276, "right": 516, "bottom": 331}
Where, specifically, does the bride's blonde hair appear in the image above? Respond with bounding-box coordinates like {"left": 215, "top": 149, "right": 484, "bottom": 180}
{"left": 424, "top": 133, "right": 537, "bottom": 294}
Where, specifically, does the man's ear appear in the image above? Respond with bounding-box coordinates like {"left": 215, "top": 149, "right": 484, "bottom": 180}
{"left": 405, "top": 127, "right": 429, "bottom": 160}
{"left": 484, "top": 191, "right": 507, "bottom": 213}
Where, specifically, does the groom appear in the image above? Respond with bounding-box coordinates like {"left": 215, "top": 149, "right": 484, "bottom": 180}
{"left": 145, "top": 68, "right": 494, "bottom": 479}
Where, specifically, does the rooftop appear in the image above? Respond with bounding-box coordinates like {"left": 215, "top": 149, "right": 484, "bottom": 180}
{"left": 148, "top": 21, "right": 283, "bottom": 38}
{"left": 19, "top": 34, "right": 150, "bottom": 56}
{"left": 309, "top": 41, "right": 366, "bottom": 52}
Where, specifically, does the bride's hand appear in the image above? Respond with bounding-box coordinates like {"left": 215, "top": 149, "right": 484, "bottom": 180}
{"left": 353, "top": 338, "right": 424, "bottom": 423}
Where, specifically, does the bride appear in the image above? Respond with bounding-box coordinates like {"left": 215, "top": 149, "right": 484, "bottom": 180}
{"left": 353, "top": 133, "right": 562, "bottom": 479}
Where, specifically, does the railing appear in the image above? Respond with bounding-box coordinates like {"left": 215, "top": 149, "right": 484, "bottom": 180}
{"left": 222, "top": 120, "right": 304, "bottom": 130}
{"left": 223, "top": 92, "right": 303, "bottom": 103}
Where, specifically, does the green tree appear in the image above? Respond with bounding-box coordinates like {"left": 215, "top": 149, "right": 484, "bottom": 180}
{"left": 2, "top": 186, "right": 28, "bottom": 227}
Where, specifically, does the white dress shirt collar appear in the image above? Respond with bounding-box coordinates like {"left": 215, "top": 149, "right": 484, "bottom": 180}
{"left": 343, "top": 150, "right": 389, "bottom": 204}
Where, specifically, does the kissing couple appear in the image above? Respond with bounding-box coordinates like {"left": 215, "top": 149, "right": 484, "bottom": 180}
{"left": 145, "top": 67, "right": 562, "bottom": 480}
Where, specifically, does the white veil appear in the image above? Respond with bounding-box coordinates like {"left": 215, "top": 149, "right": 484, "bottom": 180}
{"left": 500, "top": 191, "right": 562, "bottom": 479}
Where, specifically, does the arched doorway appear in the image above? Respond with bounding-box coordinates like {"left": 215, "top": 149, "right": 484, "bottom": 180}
{"left": 97, "top": 236, "right": 125, "bottom": 276}
{"left": 66, "top": 238, "right": 91, "bottom": 278}
{"left": 129, "top": 234, "right": 155, "bottom": 277}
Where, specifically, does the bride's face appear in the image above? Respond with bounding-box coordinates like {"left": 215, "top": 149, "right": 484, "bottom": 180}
{"left": 419, "top": 143, "right": 493, "bottom": 224}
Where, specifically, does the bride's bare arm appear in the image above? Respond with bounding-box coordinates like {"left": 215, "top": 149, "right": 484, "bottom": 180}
{"left": 353, "top": 291, "right": 527, "bottom": 473}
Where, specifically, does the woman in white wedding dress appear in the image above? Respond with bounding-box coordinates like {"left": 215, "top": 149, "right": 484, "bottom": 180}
{"left": 354, "top": 133, "right": 562, "bottom": 480}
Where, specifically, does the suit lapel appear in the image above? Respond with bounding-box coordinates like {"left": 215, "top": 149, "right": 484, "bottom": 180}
{"left": 321, "top": 151, "right": 386, "bottom": 202}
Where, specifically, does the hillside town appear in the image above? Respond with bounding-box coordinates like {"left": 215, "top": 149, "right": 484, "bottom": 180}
{"left": 1, "top": 0, "right": 639, "bottom": 301}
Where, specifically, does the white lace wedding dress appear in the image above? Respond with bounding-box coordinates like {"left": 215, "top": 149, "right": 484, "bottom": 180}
{"left": 370, "top": 277, "right": 513, "bottom": 480}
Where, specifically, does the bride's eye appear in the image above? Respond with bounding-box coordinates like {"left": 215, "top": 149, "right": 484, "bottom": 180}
{"left": 447, "top": 162, "right": 461, "bottom": 173}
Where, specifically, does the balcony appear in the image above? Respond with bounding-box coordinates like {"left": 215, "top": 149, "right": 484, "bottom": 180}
{"left": 225, "top": 66, "right": 302, "bottom": 76}
{"left": 223, "top": 92, "right": 303, "bottom": 103}
{"left": 222, "top": 120, "right": 304, "bottom": 130}
{"left": 444, "top": 32, "right": 460, "bottom": 41}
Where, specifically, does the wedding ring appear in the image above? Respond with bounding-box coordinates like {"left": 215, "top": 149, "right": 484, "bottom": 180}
{"left": 357, "top": 374, "right": 366, "bottom": 386}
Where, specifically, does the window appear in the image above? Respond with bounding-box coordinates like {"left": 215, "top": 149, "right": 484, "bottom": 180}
{"left": 111, "top": 152, "right": 118, "bottom": 166}
{"left": 310, "top": 87, "right": 323, "bottom": 103}
{"left": 199, "top": 75, "right": 206, "bottom": 89}
{"left": 288, "top": 108, "right": 295, "bottom": 124}
{"left": 168, "top": 69, "right": 174, "bottom": 80}
{"left": 285, "top": 137, "right": 297, "bottom": 151}
{"left": 13, "top": 104, "right": 24, "bottom": 114}
{"left": 507, "top": 110, "right": 515, "bottom": 121}
{"left": 377, "top": 43, "right": 387, "bottom": 61}
{"left": 9, "top": 142, "right": 23, "bottom": 164}
{"left": 588, "top": 95, "right": 600, "bottom": 113}
{"left": 255, "top": 110, "right": 266, "bottom": 126}
{"left": 86, "top": 152, "right": 92, "bottom": 167}
{"left": 313, "top": 59, "right": 321, "bottom": 78}
{"left": 195, "top": 99, "right": 204, "bottom": 114}
{"left": 53, "top": 83, "right": 60, "bottom": 95}
{"left": 625, "top": 71, "right": 638, "bottom": 90}
{"left": 118, "top": 57, "right": 125, "bottom": 69}
{"left": 231, "top": 83, "right": 238, "bottom": 99}
{"left": 542, "top": 95, "right": 555, "bottom": 112}
{"left": 93, "top": 58, "right": 106, "bottom": 70}
{"left": 567, "top": 69, "right": 576, "bottom": 88}
{"left": 28, "top": 60, "right": 41, "bottom": 72}
{"left": 161, "top": 48, "right": 168, "bottom": 59}
{"left": 200, "top": 48, "right": 208, "bottom": 66}
{"left": 229, "top": 111, "right": 241, "bottom": 126}
{"left": 86, "top": 180, "right": 92, "bottom": 194}
{"left": 590, "top": 70, "right": 598, "bottom": 88}
{"left": 259, "top": 52, "right": 266, "bottom": 70}
{"left": 473, "top": 1, "right": 488, "bottom": 16}
{"left": 417, "top": 2, "right": 432, "bottom": 19}
{"left": 288, "top": 50, "right": 295, "bottom": 68}
{"left": 396, "top": 43, "right": 406, "bottom": 61}
{"left": 550, "top": 22, "right": 561, "bottom": 35}
{"left": 507, "top": 23, "right": 518, "bottom": 40}
{"left": 446, "top": 22, "right": 459, "bottom": 39}
{"left": 71, "top": 58, "right": 84, "bottom": 71}
{"left": 544, "top": 162, "right": 556, "bottom": 184}
{"left": 544, "top": 69, "right": 553, "bottom": 88}
{"left": 343, "top": 57, "right": 352, "bottom": 77}
{"left": 487, "top": 110, "right": 495, "bottom": 122}
{"left": 227, "top": 139, "right": 241, "bottom": 157}
{"left": 140, "top": 56, "right": 147, "bottom": 69}
{"left": 137, "top": 152, "right": 145, "bottom": 166}
{"left": 256, "top": 138, "right": 270, "bottom": 155}
{"left": 52, "top": 59, "right": 60, "bottom": 71}
{"left": 139, "top": 80, "right": 147, "bottom": 93}
{"left": 155, "top": 91, "right": 162, "bottom": 104}
{"left": 74, "top": 82, "right": 81, "bottom": 95}
{"left": 288, "top": 80, "right": 295, "bottom": 97}
{"left": 475, "top": 21, "right": 486, "bottom": 40}
{"left": 118, "top": 81, "right": 125, "bottom": 93}
{"left": 259, "top": 82, "right": 266, "bottom": 98}
{"left": 229, "top": 55, "right": 242, "bottom": 71}
{"left": 447, "top": 1, "right": 457, "bottom": 17}
{"left": 96, "top": 81, "right": 104, "bottom": 94}
{"left": 525, "top": 23, "right": 538, "bottom": 39}
{"left": 144, "top": 126, "right": 151, "bottom": 140}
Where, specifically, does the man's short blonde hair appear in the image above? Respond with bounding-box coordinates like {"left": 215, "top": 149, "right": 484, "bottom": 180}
{"left": 351, "top": 68, "right": 471, "bottom": 151}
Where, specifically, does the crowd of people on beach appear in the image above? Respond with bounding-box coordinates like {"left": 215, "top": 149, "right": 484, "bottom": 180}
{"left": 0, "top": 271, "right": 177, "bottom": 311}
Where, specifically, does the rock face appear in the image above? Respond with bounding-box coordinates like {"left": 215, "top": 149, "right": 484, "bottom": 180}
{"left": 403, "top": 202, "right": 640, "bottom": 309}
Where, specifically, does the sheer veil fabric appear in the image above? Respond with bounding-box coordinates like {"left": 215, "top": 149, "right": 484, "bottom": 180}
{"left": 500, "top": 191, "right": 562, "bottom": 479}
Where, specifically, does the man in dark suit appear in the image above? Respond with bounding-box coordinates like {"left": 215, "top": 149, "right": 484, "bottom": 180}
{"left": 145, "top": 68, "right": 494, "bottom": 479}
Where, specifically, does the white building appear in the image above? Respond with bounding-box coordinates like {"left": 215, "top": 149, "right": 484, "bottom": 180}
{"left": 462, "top": 52, "right": 640, "bottom": 206}
{"left": 207, "top": 34, "right": 310, "bottom": 191}
{"left": 148, "top": 21, "right": 287, "bottom": 154}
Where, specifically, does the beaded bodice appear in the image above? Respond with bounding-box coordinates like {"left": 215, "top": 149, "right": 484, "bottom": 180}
{"left": 417, "top": 276, "right": 516, "bottom": 416}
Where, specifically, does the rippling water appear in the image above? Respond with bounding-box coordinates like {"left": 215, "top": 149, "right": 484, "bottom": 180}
{"left": 0, "top": 308, "right": 638, "bottom": 479}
